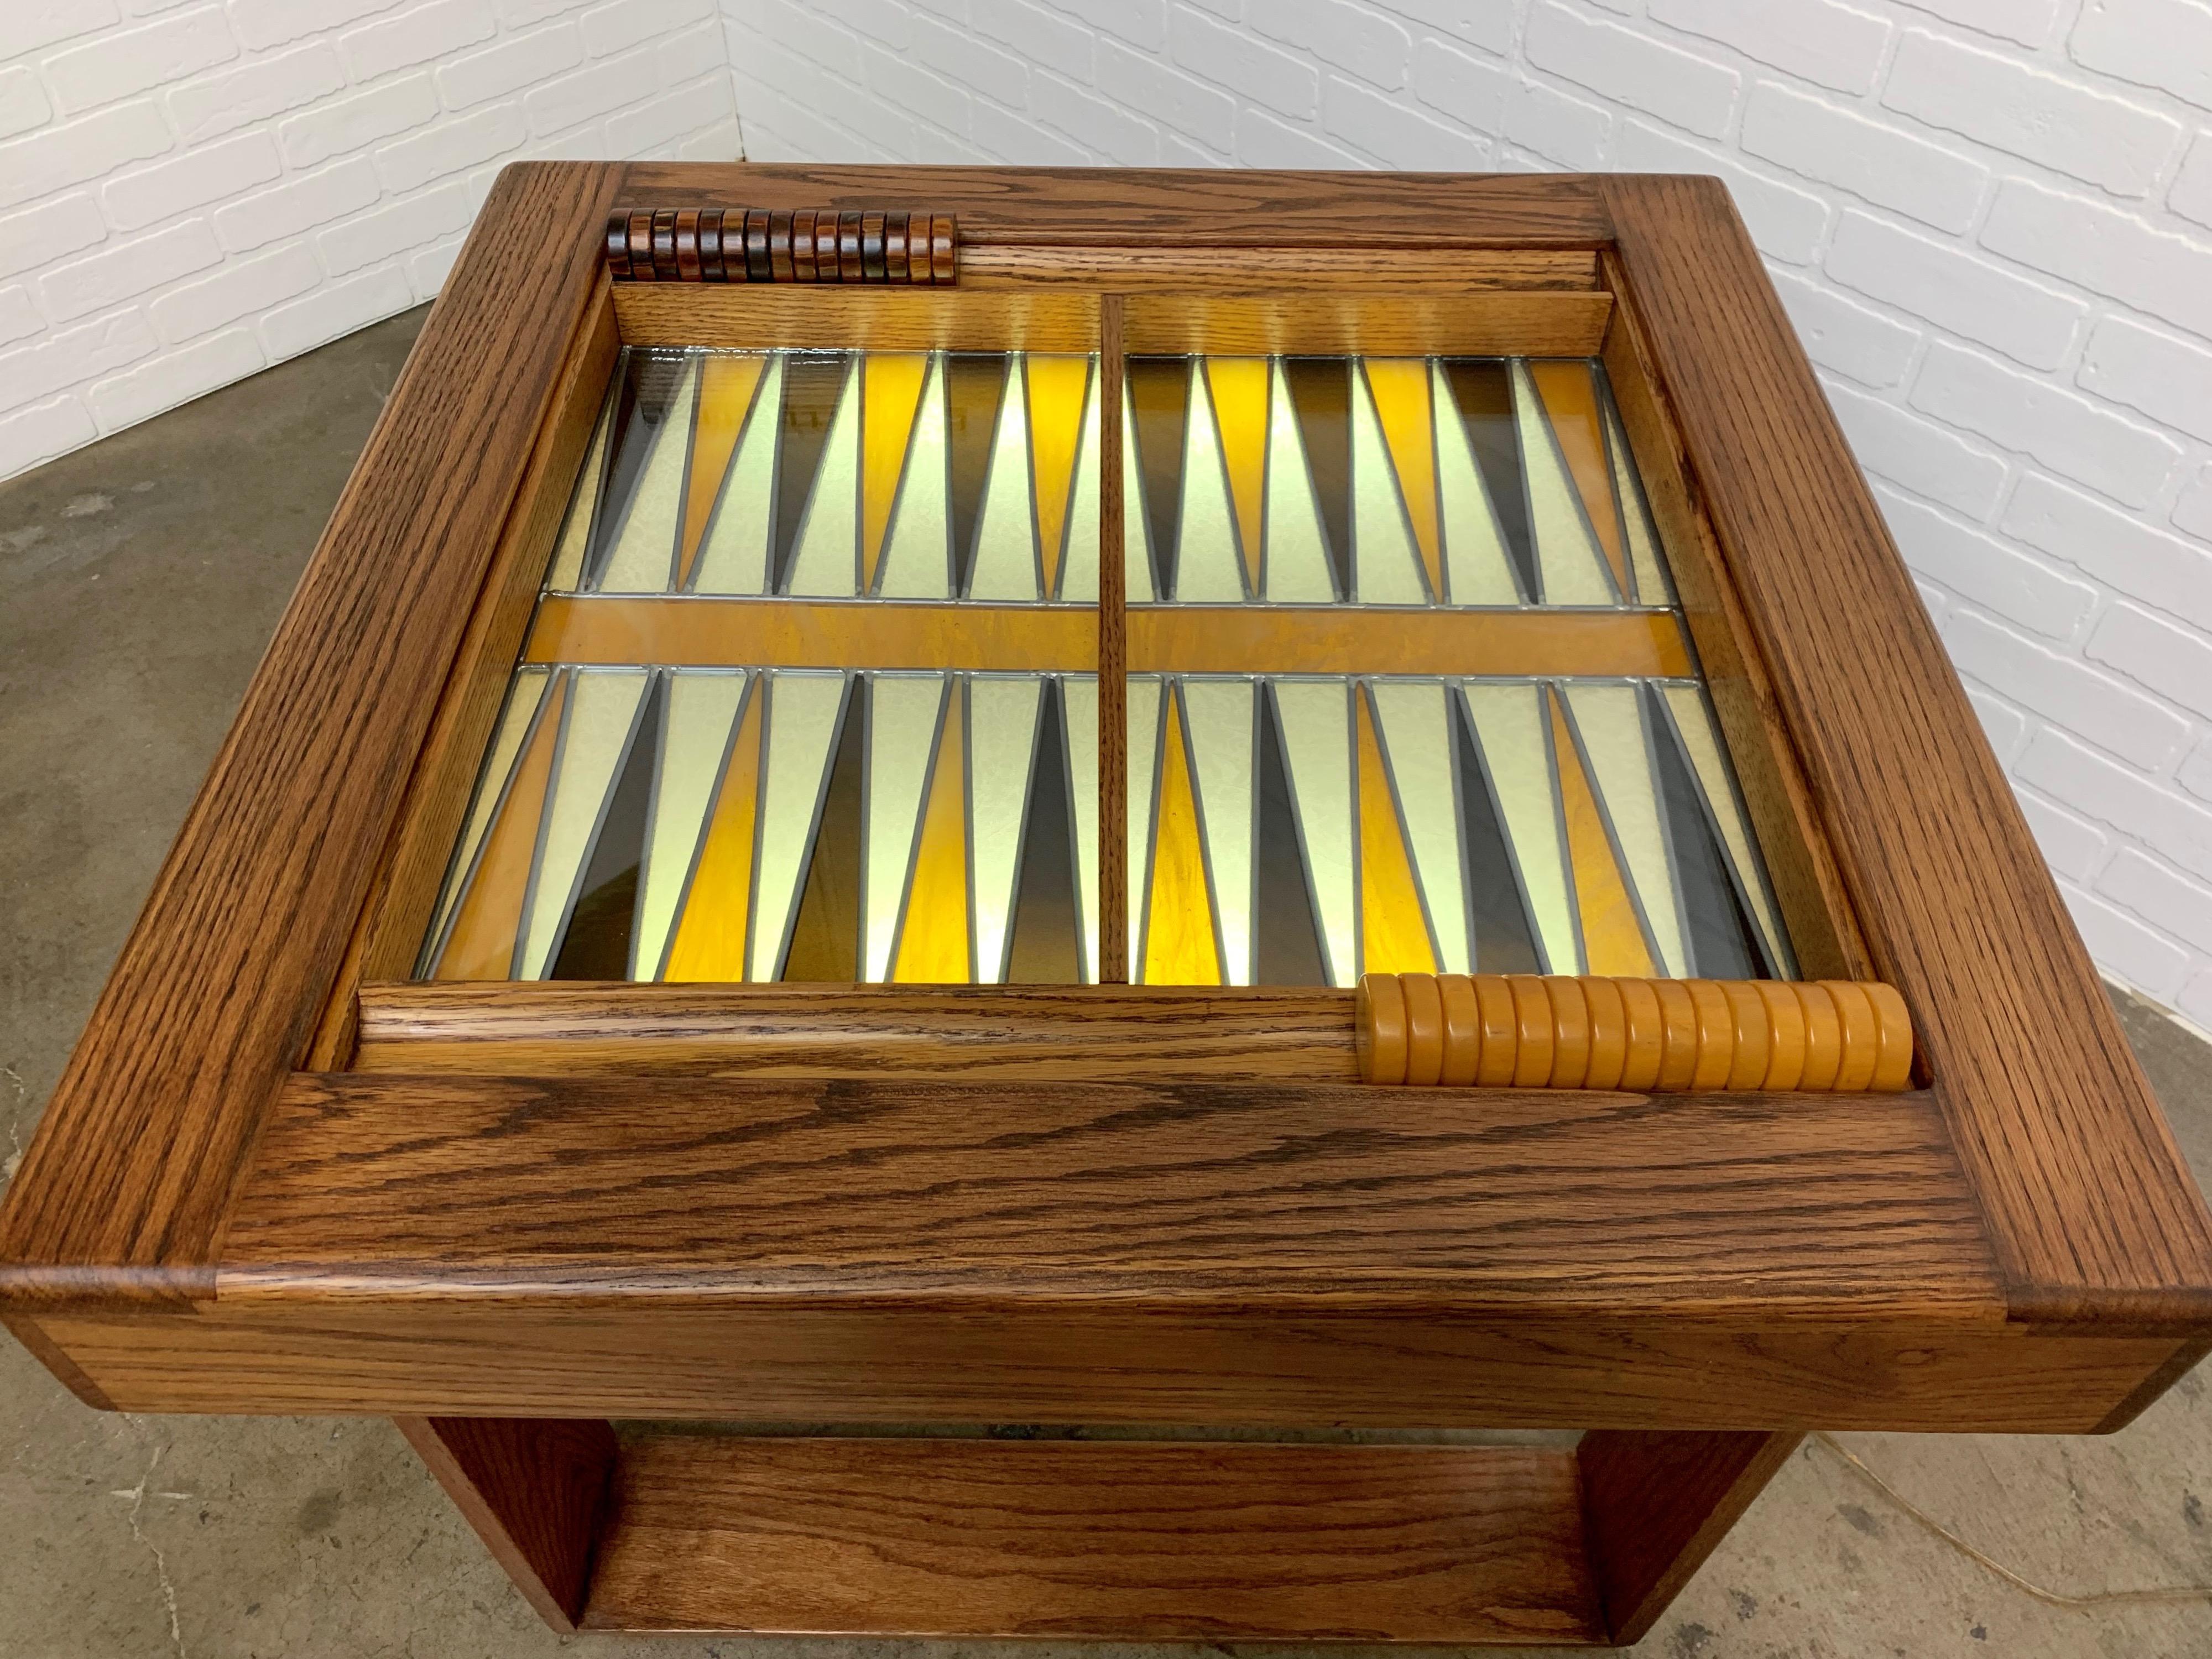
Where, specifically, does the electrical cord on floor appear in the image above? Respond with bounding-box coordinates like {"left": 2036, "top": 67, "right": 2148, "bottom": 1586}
{"left": 1811, "top": 1432, "right": 2212, "bottom": 1609}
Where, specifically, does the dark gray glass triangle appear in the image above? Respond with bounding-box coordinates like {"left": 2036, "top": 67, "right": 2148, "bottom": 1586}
{"left": 1006, "top": 678, "right": 1082, "bottom": 983}
{"left": 773, "top": 352, "right": 851, "bottom": 594}
{"left": 1649, "top": 686, "right": 1766, "bottom": 979}
{"left": 783, "top": 675, "right": 864, "bottom": 980}
{"left": 1282, "top": 357, "right": 1352, "bottom": 602}
{"left": 1255, "top": 682, "right": 1330, "bottom": 987}
{"left": 1454, "top": 688, "right": 1542, "bottom": 975}
{"left": 1442, "top": 359, "right": 1537, "bottom": 602}
{"left": 551, "top": 675, "right": 662, "bottom": 980}
{"left": 586, "top": 349, "right": 683, "bottom": 589}
{"left": 1127, "top": 356, "right": 1190, "bottom": 599}
{"left": 945, "top": 352, "right": 1009, "bottom": 597}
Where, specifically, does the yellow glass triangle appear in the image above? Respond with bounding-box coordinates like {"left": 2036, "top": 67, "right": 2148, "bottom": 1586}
{"left": 862, "top": 353, "right": 930, "bottom": 596}
{"left": 1529, "top": 362, "right": 1629, "bottom": 600}
{"left": 436, "top": 672, "right": 567, "bottom": 980}
{"left": 1355, "top": 684, "right": 1438, "bottom": 976}
{"left": 679, "top": 354, "right": 768, "bottom": 591}
{"left": 1142, "top": 684, "right": 1222, "bottom": 986}
{"left": 635, "top": 670, "right": 749, "bottom": 979}
{"left": 429, "top": 666, "right": 549, "bottom": 956}
{"left": 893, "top": 683, "right": 971, "bottom": 982}
{"left": 1206, "top": 357, "right": 1270, "bottom": 597}
{"left": 546, "top": 399, "right": 612, "bottom": 592}
{"left": 1362, "top": 358, "right": 1442, "bottom": 603}
{"left": 1548, "top": 685, "right": 1655, "bottom": 977}
{"left": 662, "top": 677, "right": 764, "bottom": 981}
{"left": 1025, "top": 356, "right": 1092, "bottom": 600}
{"left": 1564, "top": 683, "right": 1686, "bottom": 978}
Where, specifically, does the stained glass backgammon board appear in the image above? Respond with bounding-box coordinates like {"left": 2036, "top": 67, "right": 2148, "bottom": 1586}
{"left": 3, "top": 167, "right": 2207, "bottom": 1648}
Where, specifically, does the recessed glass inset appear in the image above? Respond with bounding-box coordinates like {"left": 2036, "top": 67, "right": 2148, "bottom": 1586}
{"left": 419, "top": 347, "right": 1792, "bottom": 991}
{"left": 419, "top": 346, "right": 1101, "bottom": 985}
{"left": 1118, "top": 349, "right": 1793, "bottom": 989}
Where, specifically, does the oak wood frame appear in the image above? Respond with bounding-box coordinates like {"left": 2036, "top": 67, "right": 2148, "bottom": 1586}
{"left": 4, "top": 165, "right": 2209, "bottom": 1647}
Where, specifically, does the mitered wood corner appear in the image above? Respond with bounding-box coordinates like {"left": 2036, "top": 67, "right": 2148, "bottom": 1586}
{"left": 1597, "top": 171, "right": 2212, "bottom": 1334}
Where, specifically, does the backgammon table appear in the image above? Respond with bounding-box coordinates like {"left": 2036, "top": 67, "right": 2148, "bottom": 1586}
{"left": 4, "top": 164, "right": 2209, "bottom": 1648}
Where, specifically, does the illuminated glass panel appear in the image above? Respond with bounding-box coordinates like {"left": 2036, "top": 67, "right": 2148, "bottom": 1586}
{"left": 422, "top": 346, "right": 1791, "bottom": 991}
{"left": 1120, "top": 351, "right": 1792, "bottom": 989}
{"left": 421, "top": 346, "right": 1100, "bottom": 984}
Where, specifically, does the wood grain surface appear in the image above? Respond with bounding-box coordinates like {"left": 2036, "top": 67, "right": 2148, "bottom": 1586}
{"left": 1098, "top": 293, "right": 1128, "bottom": 983}
{"left": 396, "top": 1416, "right": 616, "bottom": 1630}
{"left": 4, "top": 164, "right": 2204, "bottom": 1477}
{"left": 1120, "top": 290, "right": 1610, "bottom": 356}
{"left": 352, "top": 983, "right": 1359, "bottom": 1080}
{"left": 961, "top": 244, "right": 1600, "bottom": 290}
{"left": 0, "top": 161, "right": 617, "bottom": 1310}
{"left": 615, "top": 164, "right": 1613, "bottom": 248}
{"left": 34, "top": 1302, "right": 2190, "bottom": 1431}
{"left": 582, "top": 1436, "right": 1601, "bottom": 1641}
{"left": 612, "top": 284, "right": 1099, "bottom": 350}
{"left": 1598, "top": 257, "right": 1872, "bottom": 983}
{"left": 1601, "top": 175, "right": 2212, "bottom": 1324}
{"left": 344, "top": 285, "right": 622, "bottom": 1000}
{"left": 222, "top": 1072, "right": 1996, "bottom": 1316}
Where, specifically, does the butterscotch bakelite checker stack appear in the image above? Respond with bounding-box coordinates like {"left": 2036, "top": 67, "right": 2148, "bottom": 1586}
{"left": 4, "top": 166, "right": 2209, "bottom": 1651}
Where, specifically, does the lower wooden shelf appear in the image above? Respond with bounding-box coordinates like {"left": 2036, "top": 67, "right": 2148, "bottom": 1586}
{"left": 581, "top": 1435, "right": 1605, "bottom": 1644}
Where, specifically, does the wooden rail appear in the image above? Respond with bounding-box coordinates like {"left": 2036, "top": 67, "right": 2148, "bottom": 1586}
{"left": 357, "top": 977, "right": 1913, "bottom": 1094}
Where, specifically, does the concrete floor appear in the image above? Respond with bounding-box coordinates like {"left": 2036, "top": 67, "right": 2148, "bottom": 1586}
{"left": 2, "top": 313, "right": 2210, "bottom": 1659}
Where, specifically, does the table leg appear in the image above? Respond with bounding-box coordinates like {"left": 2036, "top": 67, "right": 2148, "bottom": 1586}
{"left": 394, "top": 1415, "right": 617, "bottom": 1632}
{"left": 1578, "top": 1429, "right": 1801, "bottom": 1644}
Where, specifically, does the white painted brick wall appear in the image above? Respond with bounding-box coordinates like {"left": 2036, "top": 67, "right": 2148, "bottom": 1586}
{"left": 0, "top": 0, "right": 743, "bottom": 483}
{"left": 722, "top": 0, "right": 2212, "bottom": 1031}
